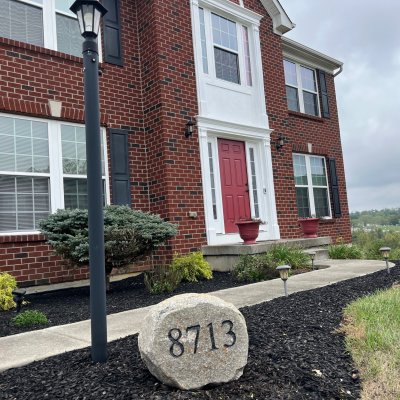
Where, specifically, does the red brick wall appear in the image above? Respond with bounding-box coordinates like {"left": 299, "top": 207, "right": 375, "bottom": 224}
{"left": 243, "top": 0, "right": 351, "bottom": 242}
{"left": 0, "top": 0, "right": 351, "bottom": 286}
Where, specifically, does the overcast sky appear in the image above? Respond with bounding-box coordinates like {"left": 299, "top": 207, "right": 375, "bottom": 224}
{"left": 283, "top": 0, "right": 400, "bottom": 212}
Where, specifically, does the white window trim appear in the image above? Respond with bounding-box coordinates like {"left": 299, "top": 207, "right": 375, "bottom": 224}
{"left": 284, "top": 59, "right": 321, "bottom": 117}
{"left": 192, "top": 0, "right": 262, "bottom": 91}
{"left": 293, "top": 153, "right": 332, "bottom": 218}
{"left": 197, "top": 116, "right": 280, "bottom": 245}
{"left": 5, "top": 0, "right": 103, "bottom": 59}
{"left": 0, "top": 113, "right": 110, "bottom": 235}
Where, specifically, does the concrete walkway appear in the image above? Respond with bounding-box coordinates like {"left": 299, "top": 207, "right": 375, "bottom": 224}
{"left": 0, "top": 260, "right": 394, "bottom": 372}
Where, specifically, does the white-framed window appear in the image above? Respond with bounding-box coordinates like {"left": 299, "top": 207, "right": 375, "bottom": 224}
{"left": 293, "top": 154, "right": 331, "bottom": 218}
{"left": 284, "top": 60, "right": 320, "bottom": 117}
{"left": 0, "top": 114, "right": 108, "bottom": 233}
{"left": 0, "top": 0, "right": 82, "bottom": 57}
{"left": 198, "top": 7, "right": 252, "bottom": 87}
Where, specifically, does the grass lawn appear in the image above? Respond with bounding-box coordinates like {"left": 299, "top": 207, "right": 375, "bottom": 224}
{"left": 342, "top": 285, "right": 400, "bottom": 399}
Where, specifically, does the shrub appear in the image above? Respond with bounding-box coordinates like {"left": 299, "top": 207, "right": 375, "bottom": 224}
{"left": 12, "top": 310, "right": 48, "bottom": 327}
{"left": 144, "top": 265, "right": 181, "bottom": 294}
{"left": 39, "top": 205, "right": 178, "bottom": 289}
{"left": 170, "top": 252, "right": 212, "bottom": 283}
{"left": 328, "top": 243, "right": 363, "bottom": 259}
{"left": 268, "top": 244, "right": 311, "bottom": 269}
{"left": 233, "top": 253, "right": 278, "bottom": 282}
{"left": 0, "top": 273, "right": 17, "bottom": 311}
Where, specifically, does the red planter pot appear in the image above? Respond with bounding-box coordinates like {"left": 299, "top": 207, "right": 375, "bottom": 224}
{"left": 298, "top": 218, "right": 320, "bottom": 238}
{"left": 236, "top": 220, "right": 261, "bottom": 245}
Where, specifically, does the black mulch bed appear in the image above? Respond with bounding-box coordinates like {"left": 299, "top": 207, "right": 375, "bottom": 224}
{"left": 0, "top": 271, "right": 245, "bottom": 338}
{"left": 1, "top": 265, "right": 399, "bottom": 400}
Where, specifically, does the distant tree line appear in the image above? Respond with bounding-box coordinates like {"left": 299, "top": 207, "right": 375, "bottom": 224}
{"left": 351, "top": 208, "right": 400, "bottom": 227}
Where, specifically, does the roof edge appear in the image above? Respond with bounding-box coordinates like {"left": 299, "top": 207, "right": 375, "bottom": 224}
{"left": 282, "top": 37, "right": 343, "bottom": 74}
{"left": 259, "top": 0, "right": 295, "bottom": 35}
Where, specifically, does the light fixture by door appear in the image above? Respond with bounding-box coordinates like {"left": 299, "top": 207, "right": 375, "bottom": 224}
{"left": 185, "top": 118, "right": 195, "bottom": 138}
{"left": 276, "top": 134, "right": 285, "bottom": 150}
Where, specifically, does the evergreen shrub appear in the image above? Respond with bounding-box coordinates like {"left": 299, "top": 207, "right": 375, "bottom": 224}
{"left": 39, "top": 205, "right": 178, "bottom": 288}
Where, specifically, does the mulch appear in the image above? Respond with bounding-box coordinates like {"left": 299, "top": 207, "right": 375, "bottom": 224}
{"left": 0, "top": 264, "right": 399, "bottom": 399}
{"left": 0, "top": 271, "right": 244, "bottom": 337}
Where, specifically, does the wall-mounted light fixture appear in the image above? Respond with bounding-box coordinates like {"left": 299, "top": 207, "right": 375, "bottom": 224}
{"left": 185, "top": 117, "right": 195, "bottom": 138}
{"left": 275, "top": 134, "right": 285, "bottom": 150}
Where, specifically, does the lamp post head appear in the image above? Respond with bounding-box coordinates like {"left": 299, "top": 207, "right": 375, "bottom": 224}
{"left": 70, "top": 0, "right": 107, "bottom": 38}
{"left": 379, "top": 247, "right": 391, "bottom": 259}
{"left": 276, "top": 264, "right": 291, "bottom": 281}
{"left": 309, "top": 252, "right": 316, "bottom": 261}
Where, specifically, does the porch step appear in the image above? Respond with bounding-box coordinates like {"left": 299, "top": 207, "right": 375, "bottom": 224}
{"left": 202, "top": 237, "right": 331, "bottom": 272}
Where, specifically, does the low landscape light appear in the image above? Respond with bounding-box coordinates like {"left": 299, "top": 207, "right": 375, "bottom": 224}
{"left": 379, "top": 247, "right": 391, "bottom": 274}
{"left": 309, "top": 252, "right": 316, "bottom": 270}
{"left": 276, "top": 265, "right": 291, "bottom": 297}
{"left": 12, "top": 289, "right": 26, "bottom": 313}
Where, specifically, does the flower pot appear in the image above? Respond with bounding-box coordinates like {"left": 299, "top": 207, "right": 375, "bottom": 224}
{"left": 298, "top": 218, "right": 320, "bottom": 238}
{"left": 236, "top": 220, "right": 261, "bottom": 245}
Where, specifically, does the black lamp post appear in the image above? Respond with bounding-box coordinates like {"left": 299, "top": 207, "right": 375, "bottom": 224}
{"left": 70, "top": 0, "right": 108, "bottom": 363}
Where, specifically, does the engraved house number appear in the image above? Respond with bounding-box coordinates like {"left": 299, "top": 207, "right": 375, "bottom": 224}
{"left": 168, "top": 320, "right": 236, "bottom": 358}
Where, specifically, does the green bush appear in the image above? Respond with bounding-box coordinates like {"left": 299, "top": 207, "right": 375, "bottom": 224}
{"left": 353, "top": 228, "right": 400, "bottom": 260}
{"left": 328, "top": 243, "right": 363, "bottom": 259}
{"left": 144, "top": 265, "right": 182, "bottom": 294}
{"left": 233, "top": 253, "right": 278, "bottom": 282}
{"left": 12, "top": 310, "right": 48, "bottom": 327}
{"left": 0, "top": 273, "right": 17, "bottom": 311}
{"left": 268, "top": 244, "right": 311, "bottom": 269}
{"left": 39, "top": 205, "right": 177, "bottom": 289}
{"left": 170, "top": 252, "right": 212, "bottom": 283}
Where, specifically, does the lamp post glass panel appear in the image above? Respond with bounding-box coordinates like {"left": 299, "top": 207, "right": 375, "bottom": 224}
{"left": 70, "top": 0, "right": 108, "bottom": 363}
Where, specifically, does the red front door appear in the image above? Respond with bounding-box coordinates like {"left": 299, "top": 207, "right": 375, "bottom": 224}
{"left": 218, "top": 139, "right": 251, "bottom": 233}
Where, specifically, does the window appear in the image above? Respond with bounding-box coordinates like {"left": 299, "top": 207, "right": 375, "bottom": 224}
{"left": 0, "top": 115, "right": 108, "bottom": 233}
{"left": 248, "top": 147, "right": 259, "bottom": 218}
{"left": 0, "top": 0, "right": 82, "bottom": 57}
{"left": 198, "top": 8, "right": 252, "bottom": 87}
{"left": 284, "top": 60, "right": 320, "bottom": 116}
{"left": 293, "top": 154, "right": 331, "bottom": 218}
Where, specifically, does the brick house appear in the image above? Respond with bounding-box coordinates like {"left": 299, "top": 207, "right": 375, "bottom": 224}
{"left": 0, "top": 0, "right": 351, "bottom": 286}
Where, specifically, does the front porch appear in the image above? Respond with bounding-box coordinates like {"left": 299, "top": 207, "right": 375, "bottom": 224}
{"left": 202, "top": 236, "right": 331, "bottom": 271}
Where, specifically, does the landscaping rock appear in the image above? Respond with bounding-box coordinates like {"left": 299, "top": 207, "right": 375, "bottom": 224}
{"left": 138, "top": 293, "right": 248, "bottom": 390}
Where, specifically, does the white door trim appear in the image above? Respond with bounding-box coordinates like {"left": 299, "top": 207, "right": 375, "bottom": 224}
{"left": 198, "top": 118, "right": 280, "bottom": 245}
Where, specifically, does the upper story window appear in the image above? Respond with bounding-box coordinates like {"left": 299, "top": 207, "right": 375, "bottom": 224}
{"left": 198, "top": 7, "right": 252, "bottom": 87}
{"left": 0, "top": 114, "right": 108, "bottom": 233}
{"left": 293, "top": 154, "right": 331, "bottom": 218}
{"left": 0, "top": 0, "right": 82, "bottom": 57}
{"left": 284, "top": 60, "right": 320, "bottom": 116}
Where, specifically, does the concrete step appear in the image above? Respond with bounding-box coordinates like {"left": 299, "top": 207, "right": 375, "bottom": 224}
{"left": 203, "top": 237, "right": 332, "bottom": 272}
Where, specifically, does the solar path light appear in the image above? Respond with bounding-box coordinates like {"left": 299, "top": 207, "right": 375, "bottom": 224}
{"left": 70, "top": 0, "right": 108, "bottom": 363}
{"left": 276, "top": 265, "right": 291, "bottom": 297}
{"left": 309, "top": 251, "right": 316, "bottom": 270}
{"left": 379, "top": 247, "right": 391, "bottom": 274}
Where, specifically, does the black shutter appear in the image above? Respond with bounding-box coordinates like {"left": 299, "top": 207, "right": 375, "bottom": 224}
{"left": 317, "top": 70, "right": 330, "bottom": 118}
{"left": 110, "top": 129, "right": 131, "bottom": 205}
{"left": 102, "top": 0, "right": 123, "bottom": 66}
{"left": 328, "top": 158, "right": 341, "bottom": 218}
